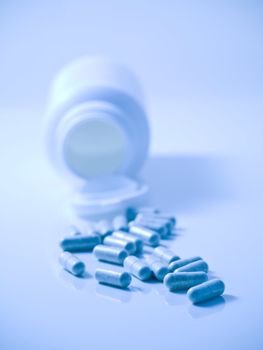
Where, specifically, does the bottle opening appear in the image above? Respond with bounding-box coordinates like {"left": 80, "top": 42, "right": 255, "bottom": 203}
{"left": 63, "top": 117, "right": 127, "bottom": 179}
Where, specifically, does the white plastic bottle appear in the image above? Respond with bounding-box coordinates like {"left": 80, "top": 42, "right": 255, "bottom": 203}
{"left": 44, "top": 56, "right": 150, "bottom": 219}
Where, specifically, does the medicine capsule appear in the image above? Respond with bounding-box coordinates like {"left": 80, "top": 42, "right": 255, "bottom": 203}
{"left": 60, "top": 234, "right": 101, "bottom": 252}
{"left": 176, "top": 260, "right": 209, "bottom": 273}
{"left": 136, "top": 213, "right": 174, "bottom": 232}
{"left": 145, "top": 255, "right": 169, "bottom": 281}
{"left": 153, "top": 246, "right": 180, "bottom": 264}
{"left": 187, "top": 279, "right": 225, "bottom": 304}
{"left": 95, "top": 268, "right": 132, "bottom": 288}
{"left": 129, "top": 223, "right": 160, "bottom": 246}
{"left": 94, "top": 245, "right": 128, "bottom": 265}
{"left": 95, "top": 220, "right": 113, "bottom": 239}
{"left": 124, "top": 256, "right": 152, "bottom": 281}
{"left": 59, "top": 252, "right": 85, "bottom": 276}
{"left": 164, "top": 272, "right": 208, "bottom": 291}
{"left": 169, "top": 256, "right": 202, "bottom": 272}
{"left": 103, "top": 236, "right": 136, "bottom": 254}
{"left": 112, "top": 231, "right": 143, "bottom": 253}
{"left": 112, "top": 215, "right": 128, "bottom": 231}
{"left": 134, "top": 217, "right": 169, "bottom": 237}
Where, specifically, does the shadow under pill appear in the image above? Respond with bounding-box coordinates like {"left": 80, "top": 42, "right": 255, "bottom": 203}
{"left": 59, "top": 270, "right": 89, "bottom": 290}
{"left": 96, "top": 283, "right": 132, "bottom": 303}
{"left": 188, "top": 294, "right": 237, "bottom": 319}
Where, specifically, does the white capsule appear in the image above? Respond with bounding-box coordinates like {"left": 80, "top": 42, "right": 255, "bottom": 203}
{"left": 187, "top": 279, "right": 225, "bottom": 304}
{"left": 124, "top": 256, "right": 152, "bottom": 281}
{"left": 112, "top": 215, "right": 128, "bottom": 231}
{"left": 145, "top": 255, "right": 169, "bottom": 281}
{"left": 153, "top": 246, "right": 180, "bottom": 264}
{"left": 95, "top": 268, "right": 132, "bottom": 288}
{"left": 60, "top": 234, "right": 101, "bottom": 252}
{"left": 164, "top": 272, "right": 208, "bottom": 291}
{"left": 176, "top": 260, "right": 209, "bottom": 273}
{"left": 112, "top": 231, "right": 143, "bottom": 253}
{"left": 129, "top": 223, "right": 160, "bottom": 246}
{"left": 103, "top": 236, "right": 136, "bottom": 254}
{"left": 59, "top": 252, "right": 85, "bottom": 276}
{"left": 169, "top": 256, "right": 202, "bottom": 272}
{"left": 94, "top": 245, "right": 128, "bottom": 265}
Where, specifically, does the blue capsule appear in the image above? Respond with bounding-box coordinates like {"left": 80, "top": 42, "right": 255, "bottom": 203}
{"left": 95, "top": 268, "right": 132, "bottom": 288}
{"left": 169, "top": 256, "right": 202, "bottom": 272}
{"left": 103, "top": 236, "right": 136, "bottom": 254}
{"left": 60, "top": 234, "right": 101, "bottom": 252}
{"left": 187, "top": 279, "right": 225, "bottom": 304}
{"left": 145, "top": 255, "right": 169, "bottom": 281}
{"left": 129, "top": 223, "right": 160, "bottom": 246}
{"left": 112, "top": 231, "right": 143, "bottom": 253}
{"left": 164, "top": 272, "right": 208, "bottom": 291}
{"left": 59, "top": 252, "right": 85, "bottom": 276}
{"left": 93, "top": 245, "right": 128, "bottom": 265}
{"left": 176, "top": 260, "right": 209, "bottom": 273}
{"left": 124, "top": 256, "right": 152, "bottom": 281}
{"left": 153, "top": 246, "right": 180, "bottom": 264}
{"left": 134, "top": 216, "right": 170, "bottom": 237}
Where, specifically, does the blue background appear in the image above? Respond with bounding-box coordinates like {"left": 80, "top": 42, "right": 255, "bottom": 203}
{"left": 0, "top": 1, "right": 263, "bottom": 349}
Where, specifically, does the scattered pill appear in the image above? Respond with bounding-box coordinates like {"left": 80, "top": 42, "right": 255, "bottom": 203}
{"left": 103, "top": 236, "right": 136, "bottom": 254}
{"left": 124, "top": 256, "right": 152, "bottom": 281}
{"left": 176, "top": 260, "right": 209, "bottom": 273}
{"left": 112, "top": 215, "right": 128, "bottom": 231}
{"left": 136, "top": 213, "right": 174, "bottom": 232}
{"left": 187, "top": 279, "right": 225, "bottom": 304}
{"left": 94, "top": 245, "right": 128, "bottom": 265}
{"left": 126, "top": 207, "right": 138, "bottom": 222}
{"left": 60, "top": 234, "right": 101, "bottom": 252}
{"left": 169, "top": 256, "right": 202, "bottom": 272}
{"left": 95, "top": 268, "right": 132, "bottom": 288}
{"left": 164, "top": 272, "right": 208, "bottom": 291}
{"left": 129, "top": 223, "right": 160, "bottom": 246}
{"left": 134, "top": 217, "right": 169, "bottom": 237}
{"left": 153, "top": 246, "right": 180, "bottom": 264}
{"left": 59, "top": 252, "right": 85, "bottom": 276}
{"left": 112, "top": 231, "right": 143, "bottom": 253}
{"left": 145, "top": 255, "right": 169, "bottom": 281}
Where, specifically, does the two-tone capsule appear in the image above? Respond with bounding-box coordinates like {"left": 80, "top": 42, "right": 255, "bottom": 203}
{"left": 60, "top": 234, "right": 101, "bottom": 252}
{"left": 103, "top": 236, "right": 136, "bottom": 254}
{"left": 145, "top": 255, "right": 169, "bottom": 281}
{"left": 124, "top": 256, "right": 152, "bottom": 281}
{"left": 112, "top": 231, "right": 143, "bottom": 253}
{"left": 94, "top": 245, "right": 128, "bottom": 265}
{"left": 176, "top": 260, "right": 209, "bottom": 273}
{"left": 187, "top": 279, "right": 225, "bottom": 304}
{"left": 129, "top": 223, "right": 160, "bottom": 246}
{"left": 95, "top": 268, "right": 132, "bottom": 288}
{"left": 59, "top": 252, "right": 85, "bottom": 276}
{"left": 169, "top": 256, "right": 202, "bottom": 272}
{"left": 164, "top": 272, "right": 208, "bottom": 291}
{"left": 153, "top": 246, "right": 180, "bottom": 264}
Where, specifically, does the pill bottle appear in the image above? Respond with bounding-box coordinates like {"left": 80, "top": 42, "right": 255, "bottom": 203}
{"left": 44, "top": 56, "right": 150, "bottom": 220}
